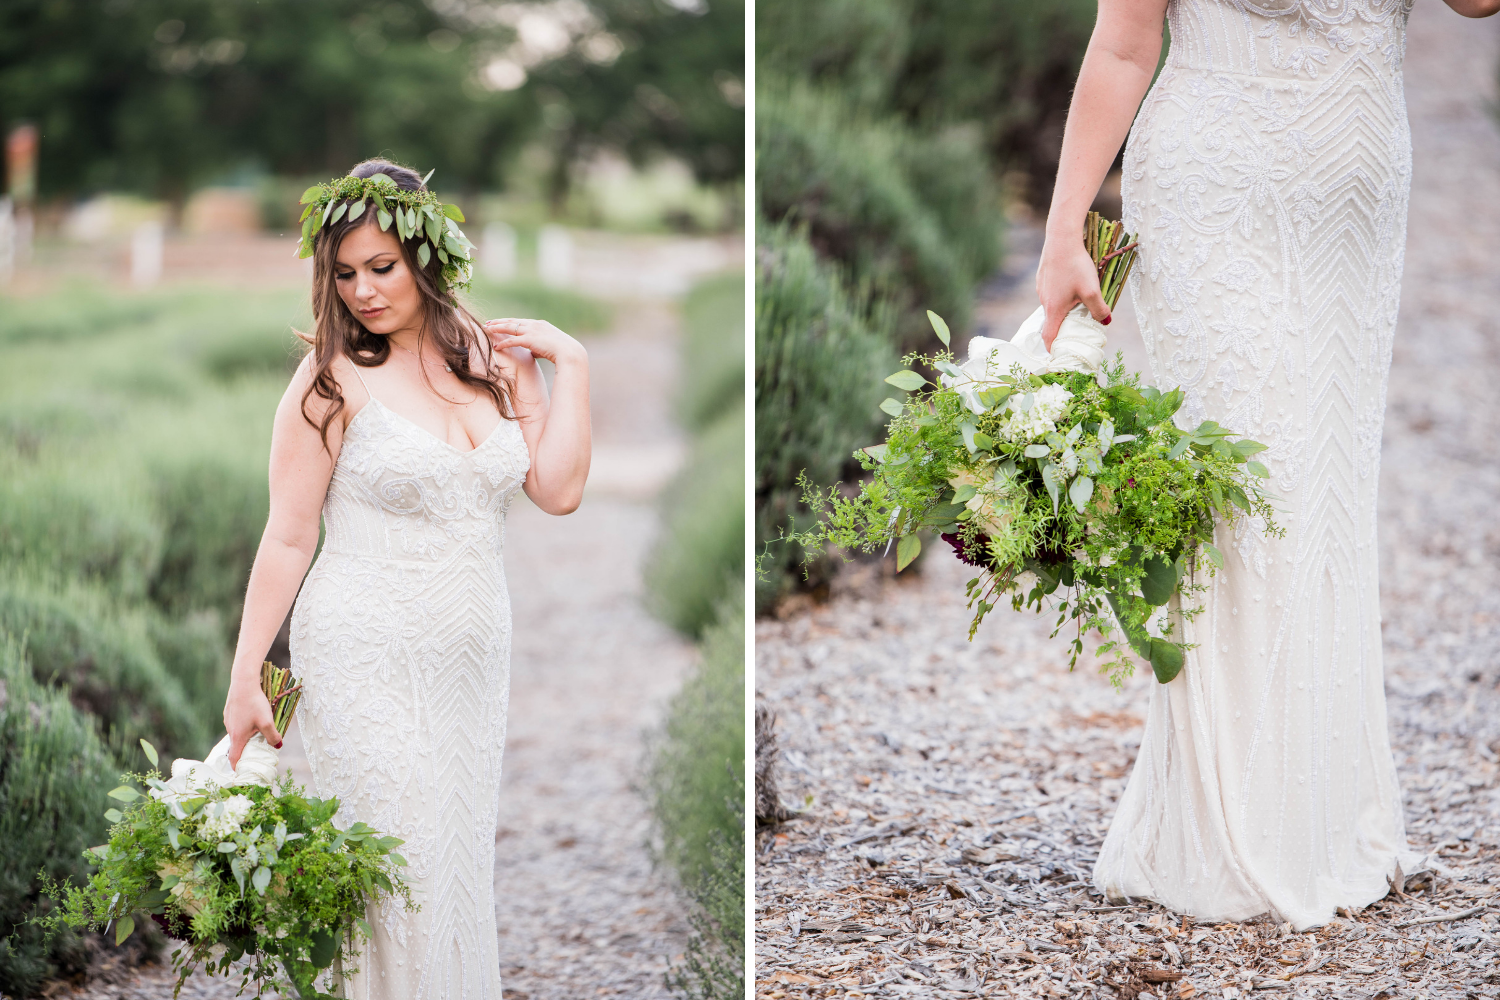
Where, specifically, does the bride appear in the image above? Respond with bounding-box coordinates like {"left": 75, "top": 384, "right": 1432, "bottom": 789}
{"left": 220, "top": 158, "right": 589, "bottom": 996}
{"left": 1037, "top": 0, "right": 1496, "bottom": 929}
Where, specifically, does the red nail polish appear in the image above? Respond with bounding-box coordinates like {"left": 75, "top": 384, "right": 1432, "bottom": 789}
{"left": 1103, "top": 315, "right": 1113, "bottom": 326}
{"left": 275, "top": 741, "right": 284, "bottom": 749}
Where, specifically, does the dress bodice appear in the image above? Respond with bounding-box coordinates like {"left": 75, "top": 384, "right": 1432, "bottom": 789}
{"left": 1097, "top": 0, "right": 1420, "bottom": 931}
{"left": 1165, "top": 0, "right": 1415, "bottom": 80}
{"left": 292, "top": 394, "right": 529, "bottom": 999}
{"left": 321, "top": 398, "right": 530, "bottom": 565}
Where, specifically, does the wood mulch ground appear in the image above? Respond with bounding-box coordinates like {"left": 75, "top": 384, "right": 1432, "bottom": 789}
{"left": 754, "top": 6, "right": 1500, "bottom": 1000}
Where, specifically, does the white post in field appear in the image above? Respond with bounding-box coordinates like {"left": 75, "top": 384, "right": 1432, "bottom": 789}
{"left": 537, "top": 224, "right": 573, "bottom": 288}
{"left": 0, "top": 198, "right": 14, "bottom": 286}
{"left": 482, "top": 221, "right": 517, "bottom": 282}
{"left": 131, "top": 221, "right": 163, "bottom": 287}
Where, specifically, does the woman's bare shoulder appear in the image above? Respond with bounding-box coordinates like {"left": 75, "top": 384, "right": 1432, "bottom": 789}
{"left": 285, "top": 350, "right": 372, "bottom": 425}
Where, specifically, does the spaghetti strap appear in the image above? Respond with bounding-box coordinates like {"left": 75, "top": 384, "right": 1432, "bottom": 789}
{"left": 347, "top": 363, "right": 375, "bottom": 401}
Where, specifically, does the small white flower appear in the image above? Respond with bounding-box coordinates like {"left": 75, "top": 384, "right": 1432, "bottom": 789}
{"left": 201, "top": 794, "right": 254, "bottom": 840}
{"left": 997, "top": 384, "right": 1074, "bottom": 443}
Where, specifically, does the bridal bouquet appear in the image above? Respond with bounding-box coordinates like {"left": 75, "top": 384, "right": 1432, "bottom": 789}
{"left": 781, "top": 214, "right": 1281, "bottom": 685}
{"left": 38, "top": 663, "right": 414, "bottom": 999}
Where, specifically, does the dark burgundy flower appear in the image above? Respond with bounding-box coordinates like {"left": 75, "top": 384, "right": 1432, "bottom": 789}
{"left": 941, "top": 532, "right": 990, "bottom": 568}
{"left": 1126, "top": 477, "right": 1137, "bottom": 488}
{"left": 149, "top": 911, "right": 185, "bottom": 935}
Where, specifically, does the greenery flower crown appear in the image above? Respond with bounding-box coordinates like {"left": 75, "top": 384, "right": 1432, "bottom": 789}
{"left": 296, "top": 169, "right": 476, "bottom": 294}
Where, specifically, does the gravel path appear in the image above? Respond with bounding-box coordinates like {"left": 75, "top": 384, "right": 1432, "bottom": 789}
{"left": 34, "top": 232, "right": 741, "bottom": 1000}
{"left": 754, "top": 6, "right": 1500, "bottom": 999}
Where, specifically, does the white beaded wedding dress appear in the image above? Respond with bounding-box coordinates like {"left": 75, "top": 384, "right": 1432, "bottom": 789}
{"left": 1093, "top": 0, "right": 1425, "bottom": 929}
{"left": 291, "top": 376, "right": 529, "bottom": 998}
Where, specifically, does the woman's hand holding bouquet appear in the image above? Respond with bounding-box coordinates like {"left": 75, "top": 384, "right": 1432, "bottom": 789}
{"left": 38, "top": 664, "right": 414, "bottom": 999}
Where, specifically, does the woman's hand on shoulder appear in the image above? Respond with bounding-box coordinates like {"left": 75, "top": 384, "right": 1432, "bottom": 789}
{"left": 482, "top": 318, "right": 587, "bottom": 369}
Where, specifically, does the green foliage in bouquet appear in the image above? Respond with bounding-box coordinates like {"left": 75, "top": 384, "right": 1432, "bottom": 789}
{"left": 780, "top": 316, "right": 1281, "bottom": 686}
{"left": 36, "top": 737, "right": 414, "bottom": 1000}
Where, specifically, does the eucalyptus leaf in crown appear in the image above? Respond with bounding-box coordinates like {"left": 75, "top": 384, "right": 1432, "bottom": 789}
{"left": 296, "top": 169, "right": 476, "bottom": 294}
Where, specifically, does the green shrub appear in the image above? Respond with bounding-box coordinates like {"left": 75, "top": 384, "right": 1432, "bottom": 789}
{"left": 757, "top": 0, "right": 1100, "bottom": 212}
{"left": 756, "top": 76, "right": 1000, "bottom": 349}
{"left": 646, "top": 592, "right": 744, "bottom": 889}
{"left": 195, "top": 324, "right": 305, "bottom": 382}
{"left": 892, "top": 0, "right": 1113, "bottom": 209}
{"left": 146, "top": 455, "right": 270, "bottom": 622}
{"left": 893, "top": 123, "right": 1005, "bottom": 296}
{"left": 0, "top": 575, "right": 208, "bottom": 758}
{"left": 754, "top": 223, "right": 896, "bottom": 610}
{"left": 463, "top": 278, "right": 612, "bottom": 336}
{"left": 644, "top": 265, "right": 745, "bottom": 997}
{"left": 645, "top": 408, "right": 744, "bottom": 638}
{"left": 0, "top": 463, "right": 164, "bottom": 605}
{"left": 645, "top": 595, "right": 745, "bottom": 1000}
{"left": 0, "top": 633, "right": 120, "bottom": 997}
{"left": 146, "top": 609, "right": 231, "bottom": 732}
{"left": 678, "top": 271, "right": 746, "bottom": 428}
{"left": 664, "top": 798, "right": 744, "bottom": 1000}
{"left": 0, "top": 284, "right": 171, "bottom": 347}
{"left": 756, "top": 0, "right": 911, "bottom": 111}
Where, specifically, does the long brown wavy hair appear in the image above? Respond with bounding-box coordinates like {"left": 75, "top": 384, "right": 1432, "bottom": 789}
{"left": 299, "top": 158, "right": 516, "bottom": 450}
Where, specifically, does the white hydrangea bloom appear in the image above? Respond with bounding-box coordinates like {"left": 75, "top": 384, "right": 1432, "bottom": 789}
{"left": 997, "top": 384, "right": 1074, "bottom": 443}
{"left": 201, "top": 793, "right": 254, "bottom": 841}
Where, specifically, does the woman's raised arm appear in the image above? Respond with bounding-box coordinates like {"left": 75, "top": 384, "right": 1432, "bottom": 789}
{"left": 222, "top": 356, "right": 344, "bottom": 766}
{"left": 1036, "top": 0, "right": 1170, "bottom": 349}
{"left": 483, "top": 318, "right": 591, "bottom": 516}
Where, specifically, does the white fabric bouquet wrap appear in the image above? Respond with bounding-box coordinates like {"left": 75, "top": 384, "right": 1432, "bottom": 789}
{"left": 150, "top": 733, "right": 281, "bottom": 810}
{"left": 943, "top": 303, "right": 1108, "bottom": 412}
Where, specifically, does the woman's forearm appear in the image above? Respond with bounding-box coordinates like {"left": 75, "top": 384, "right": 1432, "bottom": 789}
{"left": 228, "top": 530, "right": 319, "bottom": 688}
{"left": 1035, "top": 1, "right": 1168, "bottom": 346}
{"left": 527, "top": 351, "right": 591, "bottom": 514}
{"left": 1046, "top": 17, "right": 1165, "bottom": 240}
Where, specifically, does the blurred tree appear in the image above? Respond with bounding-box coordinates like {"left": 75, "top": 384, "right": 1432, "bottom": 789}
{"left": 892, "top": 0, "right": 1100, "bottom": 209}
{"left": 0, "top": 0, "right": 538, "bottom": 200}
{"left": 756, "top": 0, "right": 1100, "bottom": 209}
{"left": 0, "top": 0, "right": 744, "bottom": 203}
{"left": 524, "top": 0, "right": 745, "bottom": 204}
{"left": 755, "top": 0, "right": 910, "bottom": 112}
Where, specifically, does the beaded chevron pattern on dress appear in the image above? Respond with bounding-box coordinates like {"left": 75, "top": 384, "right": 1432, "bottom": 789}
{"left": 1094, "top": 0, "right": 1424, "bottom": 929}
{"left": 292, "top": 397, "right": 529, "bottom": 999}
